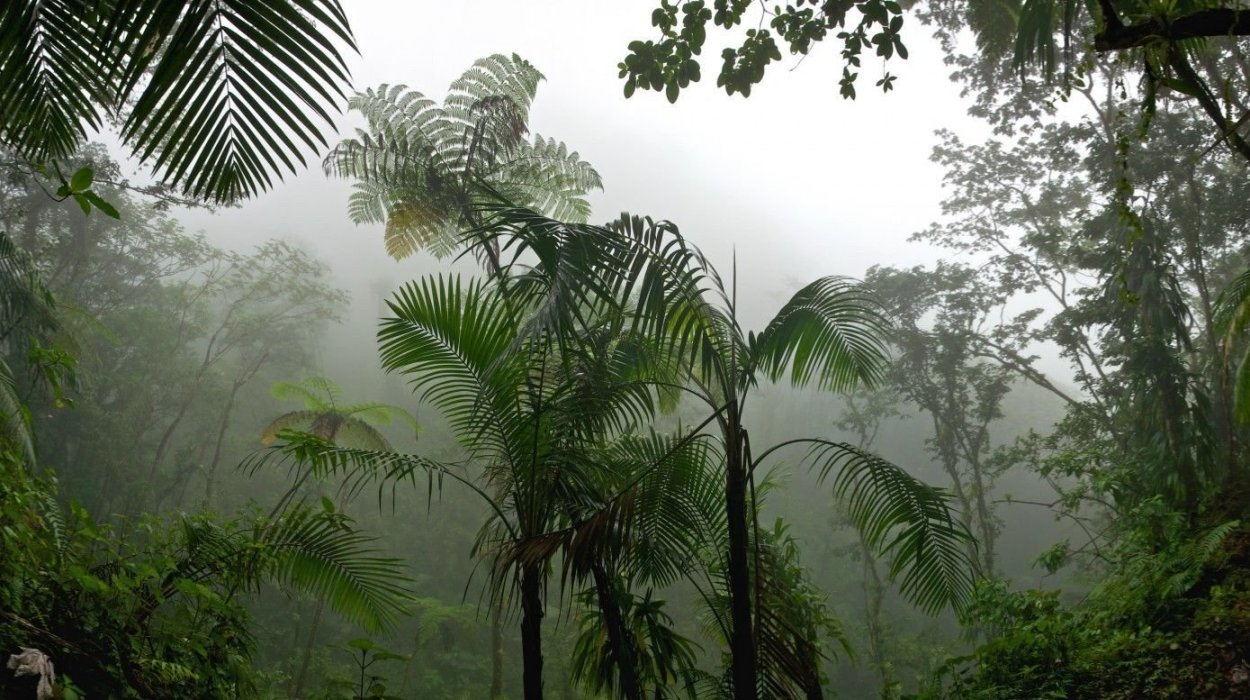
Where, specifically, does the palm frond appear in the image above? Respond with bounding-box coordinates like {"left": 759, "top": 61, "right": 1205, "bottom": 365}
{"left": 1011, "top": 0, "right": 1076, "bottom": 77}
{"left": 1, "top": 1, "right": 356, "bottom": 202}
{"left": 378, "top": 275, "right": 522, "bottom": 458}
{"left": 260, "top": 505, "right": 412, "bottom": 632}
{"left": 0, "top": 1, "right": 106, "bottom": 163}
{"left": 1213, "top": 267, "right": 1250, "bottom": 422}
{"left": 0, "top": 230, "right": 58, "bottom": 338}
{"left": 243, "top": 431, "right": 509, "bottom": 535}
{"left": 117, "top": 0, "right": 355, "bottom": 202}
{"left": 750, "top": 276, "right": 890, "bottom": 393}
{"left": 808, "top": 439, "right": 977, "bottom": 615}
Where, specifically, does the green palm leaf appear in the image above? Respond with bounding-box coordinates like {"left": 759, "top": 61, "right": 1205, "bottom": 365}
{"left": 1213, "top": 267, "right": 1250, "bottom": 422}
{"left": 0, "top": 1, "right": 106, "bottom": 162}
{"left": 750, "top": 276, "right": 890, "bottom": 392}
{"left": 260, "top": 505, "right": 412, "bottom": 632}
{"left": 1, "top": 1, "right": 356, "bottom": 202}
{"left": 120, "top": 1, "right": 354, "bottom": 201}
{"left": 808, "top": 439, "right": 976, "bottom": 614}
{"left": 378, "top": 275, "right": 522, "bottom": 460}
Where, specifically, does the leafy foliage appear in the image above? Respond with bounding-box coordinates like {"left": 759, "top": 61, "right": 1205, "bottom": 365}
{"left": 619, "top": 0, "right": 910, "bottom": 101}
{"left": 0, "top": 452, "right": 409, "bottom": 699}
{"left": 921, "top": 521, "right": 1250, "bottom": 700}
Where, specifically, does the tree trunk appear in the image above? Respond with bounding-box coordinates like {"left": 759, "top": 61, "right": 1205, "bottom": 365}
{"left": 203, "top": 380, "right": 243, "bottom": 508}
{"left": 491, "top": 605, "right": 504, "bottom": 699}
{"left": 590, "top": 563, "right": 642, "bottom": 700}
{"left": 291, "top": 597, "right": 326, "bottom": 699}
{"left": 724, "top": 412, "right": 757, "bottom": 700}
{"left": 520, "top": 563, "right": 545, "bottom": 700}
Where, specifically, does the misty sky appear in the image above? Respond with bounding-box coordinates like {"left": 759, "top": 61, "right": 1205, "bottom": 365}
{"left": 179, "top": 1, "right": 984, "bottom": 328}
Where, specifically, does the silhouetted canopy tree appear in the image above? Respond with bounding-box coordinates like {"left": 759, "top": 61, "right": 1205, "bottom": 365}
{"left": 621, "top": 1, "right": 1250, "bottom": 161}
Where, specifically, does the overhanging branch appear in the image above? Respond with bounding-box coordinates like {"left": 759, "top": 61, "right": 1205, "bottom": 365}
{"left": 1095, "top": 8, "right": 1250, "bottom": 52}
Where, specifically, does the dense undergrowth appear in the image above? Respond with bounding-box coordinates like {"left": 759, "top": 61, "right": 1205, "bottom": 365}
{"left": 922, "top": 507, "right": 1250, "bottom": 699}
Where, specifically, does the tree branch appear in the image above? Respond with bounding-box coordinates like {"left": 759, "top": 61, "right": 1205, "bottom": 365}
{"left": 1095, "top": 8, "right": 1250, "bottom": 52}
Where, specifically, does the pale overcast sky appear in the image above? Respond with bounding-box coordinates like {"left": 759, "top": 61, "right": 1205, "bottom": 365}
{"left": 179, "top": 1, "right": 983, "bottom": 327}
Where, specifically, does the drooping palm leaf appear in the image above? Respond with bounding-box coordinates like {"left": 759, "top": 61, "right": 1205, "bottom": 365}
{"left": 807, "top": 439, "right": 976, "bottom": 614}
{"left": 0, "top": 359, "right": 34, "bottom": 464}
{"left": 260, "top": 505, "right": 412, "bottom": 632}
{"left": 1213, "top": 267, "right": 1250, "bottom": 422}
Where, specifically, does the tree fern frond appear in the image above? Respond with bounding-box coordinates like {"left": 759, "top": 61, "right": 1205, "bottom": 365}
{"left": 493, "top": 135, "right": 603, "bottom": 222}
{"left": 332, "top": 419, "right": 395, "bottom": 453}
{"left": 330, "top": 55, "right": 602, "bottom": 261}
{"left": 261, "top": 410, "right": 324, "bottom": 445}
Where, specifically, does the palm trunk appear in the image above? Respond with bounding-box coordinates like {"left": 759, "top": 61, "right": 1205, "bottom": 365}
{"left": 520, "top": 563, "right": 545, "bottom": 700}
{"left": 725, "top": 412, "right": 757, "bottom": 700}
{"left": 590, "top": 563, "right": 642, "bottom": 700}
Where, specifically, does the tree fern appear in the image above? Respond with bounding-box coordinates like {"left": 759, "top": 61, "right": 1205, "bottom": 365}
{"left": 327, "top": 55, "right": 602, "bottom": 260}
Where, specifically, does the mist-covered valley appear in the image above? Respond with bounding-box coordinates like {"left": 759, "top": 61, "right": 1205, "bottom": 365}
{"left": 3, "top": 2, "right": 1250, "bottom": 699}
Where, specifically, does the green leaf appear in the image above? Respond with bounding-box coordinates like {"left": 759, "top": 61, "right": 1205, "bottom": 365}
{"left": 69, "top": 166, "right": 93, "bottom": 191}
{"left": 71, "top": 193, "right": 91, "bottom": 216}
{"left": 82, "top": 191, "right": 121, "bottom": 219}
{"left": 347, "top": 637, "right": 375, "bottom": 651}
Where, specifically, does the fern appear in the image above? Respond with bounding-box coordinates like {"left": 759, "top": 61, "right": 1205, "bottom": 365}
{"left": 327, "top": 54, "right": 602, "bottom": 260}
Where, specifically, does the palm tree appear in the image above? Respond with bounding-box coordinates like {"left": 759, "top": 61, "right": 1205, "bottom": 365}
{"left": 374, "top": 273, "right": 673, "bottom": 700}
{"left": 259, "top": 205, "right": 975, "bottom": 698}
{"left": 0, "top": 1, "right": 356, "bottom": 203}
{"left": 474, "top": 209, "right": 977, "bottom": 699}
{"left": 325, "top": 54, "right": 602, "bottom": 260}
{"left": 258, "top": 375, "right": 417, "bottom": 699}
{"left": 252, "top": 213, "right": 697, "bottom": 698}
